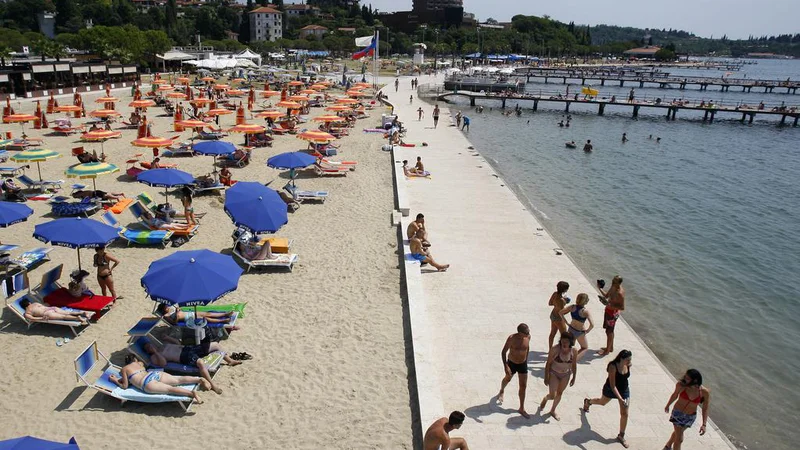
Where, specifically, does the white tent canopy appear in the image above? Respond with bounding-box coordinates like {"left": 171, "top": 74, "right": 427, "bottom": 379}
{"left": 235, "top": 48, "right": 262, "bottom": 67}
{"left": 157, "top": 50, "right": 195, "bottom": 61}
{"left": 185, "top": 56, "right": 258, "bottom": 70}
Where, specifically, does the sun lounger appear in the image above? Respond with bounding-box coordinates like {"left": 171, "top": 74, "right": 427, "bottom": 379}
{"left": 232, "top": 245, "right": 297, "bottom": 273}
{"left": 2, "top": 138, "right": 43, "bottom": 151}
{"left": 53, "top": 126, "right": 81, "bottom": 136}
{"left": 8, "top": 247, "right": 53, "bottom": 271}
{"left": 197, "top": 130, "right": 225, "bottom": 140}
{"left": 217, "top": 150, "right": 250, "bottom": 168}
{"left": 100, "top": 211, "right": 173, "bottom": 247}
{"left": 135, "top": 192, "right": 205, "bottom": 220}
{"left": 129, "top": 201, "right": 199, "bottom": 237}
{"left": 109, "top": 198, "right": 134, "bottom": 214}
{"left": 0, "top": 165, "right": 27, "bottom": 177}
{"left": 284, "top": 184, "right": 328, "bottom": 203}
{"left": 7, "top": 293, "right": 93, "bottom": 336}
{"left": 50, "top": 197, "right": 100, "bottom": 217}
{"left": 313, "top": 162, "right": 349, "bottom": 177}
{"left": 35, "top": 264, "right": 115, "bottom": 318}
{"left": 75, "top": 341, "right": 199, "bottom": 412}
{"left": 128, "top": 335, "right": 226, "bottom": 375}
{"left": 191, "top": 181, "right": 225, "bottom": 195}
{"left": 17, "top": 174, "right": 62, "bottom": 192}
{"left": 0, "top": 149, "right": 7, "bottom": 162}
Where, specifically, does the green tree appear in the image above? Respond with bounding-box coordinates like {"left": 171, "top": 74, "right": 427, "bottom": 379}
{"left": 654, "top": 48, "right": 676, "bottom": 61}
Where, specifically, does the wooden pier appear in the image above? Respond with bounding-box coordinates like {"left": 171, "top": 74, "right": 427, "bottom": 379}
{"left": 510, "top": 68, "right": 800, "bottom": 95}
{"left": 434, "top": 91, "right": 800, "bottom": 126}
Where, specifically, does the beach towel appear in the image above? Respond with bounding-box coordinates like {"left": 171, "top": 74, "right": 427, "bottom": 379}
{"left": 110, "top": 198, "right": 134, "bottom": 214}
{"left": 182, "top": 303, "right": 248, "bottom": 318}
{"left": 44, "top": 288, "right": 114, "bottom": 319}
{"left": 399, "top": 143, "right": 429, "bottom": 147}
{"left": 362, "top": 128, "right": 387, "bottom": 133}
{"left": 25, "top": 193, "right": 54, "bottom": 201}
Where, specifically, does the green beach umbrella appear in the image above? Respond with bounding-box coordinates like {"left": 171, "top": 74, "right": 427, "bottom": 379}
{"left": 65, "top": 162, "right": 120, "bottom": 191}
{"left": 10, "top": 148, "right": 62, "bottom": 182}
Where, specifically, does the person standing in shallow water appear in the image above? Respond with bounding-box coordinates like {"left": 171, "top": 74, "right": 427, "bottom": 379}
{"left": 663, "top": 369, "right": 711, "bottom": 450}
{"left": 583, "top": 350, "right": 633, "bottom": 448}
{"left": 498, "top": 323, "right": 531, "bottom": 418}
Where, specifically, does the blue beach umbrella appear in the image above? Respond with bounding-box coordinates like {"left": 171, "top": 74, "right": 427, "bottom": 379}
{"left": 141, "top": 249, "right": 243, "bottom": 306}
{"left": 0, "top": 436, "right": 79, "bottom": 450}
{"left": 137, "top": 168, "right": 195, "bottom": 203}
{"left": 33, "top": 217, "right": 119, "bottom": 270}
{"left": 224, "top": 181, "right": 287, "bottom": 233}
{"left": 0, "top": 201, "right": 33, "bottom": 228}
{"left": 267, "top": 151, "right": 315, "bottom": 186}
{"left": 192, "top": 141, "right": 236, "bottom": 175}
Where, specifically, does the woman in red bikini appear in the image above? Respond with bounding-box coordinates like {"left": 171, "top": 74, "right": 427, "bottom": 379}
{"left": 662, "top": 369, "right": 711, "bottom": 450}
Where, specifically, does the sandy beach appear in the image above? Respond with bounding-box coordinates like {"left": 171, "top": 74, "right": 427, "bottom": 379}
{"left": 0, "top": 85, "right": 413, "bottom": 448}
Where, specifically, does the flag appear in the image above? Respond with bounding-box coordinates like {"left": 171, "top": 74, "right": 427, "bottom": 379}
{"left": 352, "top": 38, "right": 376, "bottom": 60}
{"left": 355, "top": 35, "right": 374, "bottom": 47}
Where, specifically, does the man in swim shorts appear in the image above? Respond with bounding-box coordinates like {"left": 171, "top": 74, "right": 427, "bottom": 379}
{"left": 143, "top": 336, "right": 242, "bottom": 394}
{"left": 410, "top": 235, "right": 449, "bottom": 272}
{"left": 598, "top": 276, "right": 625, "bottom": 356}
{"left": 498, "top": 323, "right": 531, "bottom": 418}
{"left": 423, "top": 411, "right": 469, "bottom": 450}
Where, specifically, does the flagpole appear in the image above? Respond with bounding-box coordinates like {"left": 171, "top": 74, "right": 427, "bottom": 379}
{"left": 373, "top": 29, "right": 379, "bottom": 90}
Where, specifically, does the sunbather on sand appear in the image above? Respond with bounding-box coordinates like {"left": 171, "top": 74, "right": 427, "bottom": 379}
{"left": 143, "top": 336, "right": 242, "bottom": 394}
{"left": 19, "top": 298, "right": 91, "bottom": 324}
{"left": 410, "top": 235, "right": 449, "bottom": 272}
{"left": 237, "top": 236, "right": 274, "bottom": 260}
{"left": 109, "top": 354, "right": 207, "bottom": 403}
{"left": 157, "top": 304, "right": 235, "bottom": 325}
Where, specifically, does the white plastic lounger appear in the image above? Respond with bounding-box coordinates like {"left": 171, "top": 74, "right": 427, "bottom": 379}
{"left": 74, "top": 341, "right": 199, "bottom": 412}
{"left": 313, "top": 162, "right": 348, "bottom": 177}
{"left": 17, "top": 174, "right": 62, "bottom": 192}
{"left": 284, "top": 184, "right": 328, "bottom": 203}
{"left": 6, "top": 294, "right": 93, "bottom": 336}
{"left": 9, "top": 247, "right": 54, "bottom": 270}
{"left": 232, "top": 246, "right": 297, "bottom": 272}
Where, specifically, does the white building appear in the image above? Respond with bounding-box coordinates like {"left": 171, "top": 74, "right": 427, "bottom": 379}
{"left": 249, "top": 6, "right": 283, "bottom": 42}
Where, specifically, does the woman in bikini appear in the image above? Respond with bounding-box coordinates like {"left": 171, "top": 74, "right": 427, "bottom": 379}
{"left": 662, "top": 369, "right": 711, "bottom": 450}
{"left": 539, "top": 333, "right": 578, "bottom": 420}
{"left": 560, "top": 293, "right": 593, "bottom": 361}
{"left": 583, "top": 350, "right": 633, "bottom": 448}
{"left": 547, "top": 281, "right": 570, "bottom": 349}
{"left": 20, "top": 298, "right": 91, "bottom": 324}
{"left": 108, "top": 354, "right": 208, "bottom": 403}
{"left": 93, "top": 246, "right": 121, "bottom": 300}
{"left": 181, "top": 186, "right": 196, "bottom": 225}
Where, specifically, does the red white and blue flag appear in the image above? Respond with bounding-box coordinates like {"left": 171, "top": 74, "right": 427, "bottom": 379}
{"left": 352, "top": 37, "right": 376, "bottom": 60}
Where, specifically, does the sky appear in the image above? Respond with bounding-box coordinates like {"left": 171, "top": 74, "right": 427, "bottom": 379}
{"left": 362, "top": 0, "right": 799, "bottom": 39}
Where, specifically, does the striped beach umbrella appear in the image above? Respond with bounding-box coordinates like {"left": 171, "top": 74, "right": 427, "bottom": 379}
{"left": 81, "top": 129, "right": 121, "bottom": 158}
{"left": 176, "top": 119, "right": 207, "bottom": 128}
{"left": 288, "top": 95, "right": 310, "bottom": 102}
{"left": 287, "top": 81, "right": 304, "bottom": 87}
{"left": 353, "top": 82, "right": 371, "bottom": 88}
{"left": 54, "top": 105, "right": 83, "bottom": 113}
{"left": 129, "top": 99, "right": 156, "bottom": 109}
{"left": 310, "top": 84, "right": 328, "bottom": 90}
{"left": 206, "top": 108, "right": 234, "bottom": 117}
{"left": 227, "top": 123, "right": 265, "bottom": 134}
{"left": 89, "top": 109, "right": 121, "bottom": 118}
{"left": 201, "top": 76, "right": 216, "bottom": 82}
{"left": 3, "top": 113, "right": 38, "bottom": 136}
{"left": 335, "top": 98, "right": 359, "bottom": 105}
{"left": 151, "top": 79, "right": 168, "bottom": 85}
{"left": 325, "top": 105, "right": 352, "bottom": 112}
{"left": 227, "top": 89, "right": 246, "bottom": 97}
{"left": 190, "top": 98, "right": 213, "bottom": 106}
{"left": 312, "top": 115, "right": 345, "bottom": 123}
{"left": 65, "top": 162, "right": 120, "bottom": 191}
{"left": 10, "top": 148, "right": 62, "bottom": 181}
{"left": 299, "top": 89, "right": 316, "bottom": 95}
{"left": 297, "top": 130, "right": 336, "bottom": 144}
{"left": 157, "top": 85, "right": 174, "bottom": 92}
{"left": 255, "top": 110, "right": 284, "bottom": 119}
{"left": 231, "top": 78, "right": 245, "bottom": 83}
{"left": 213, "top": 84, "right": 229, "bottom": 91}
{"left": 347, "top": 91, "right": 370, "bottom": 97}
{"left": 177, "top": 77, "right": 191, "bottom": 83}
{"left": 260, "top": 90, "right": 280, "bottom": 97}
{"left": 132, "top": 136, "right": 174, "bottom": 148}
{"left": 276, "top": 100, "right": 301, "bottom": 109}
{"left": 95, "top": 96, "right": 119, "bottom": 103}
{"left": 166, "top": 92, "right": 187, "bottom": 100}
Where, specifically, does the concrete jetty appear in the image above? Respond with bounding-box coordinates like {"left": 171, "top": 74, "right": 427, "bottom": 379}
{"left": 386, "top": 75, "right": 738, "bottom": 449}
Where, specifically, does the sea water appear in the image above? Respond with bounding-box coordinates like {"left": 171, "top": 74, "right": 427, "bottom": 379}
{"left": 446, "top": 59, "right": 800, "bottom": 450}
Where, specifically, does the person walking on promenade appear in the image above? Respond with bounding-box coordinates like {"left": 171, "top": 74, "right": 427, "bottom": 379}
{"left": 540, "top": 332, "right": 578, "bottom": 420}
{"left": 395, "top": 78, "right": 399, "bottom": 92}
{"left": 548, "top": 281, "right": 570, "bottom": 349}
{"left": 498, "top": 323, "right": 531, "bottom": 418}
{"left": 423, "top": 411, "right": 469, "bottom": 450}
{"left": 622, "top": 133, "right": 628, "bottom": 143}
{"left": 433, "top": 104, "right": 440, "bottom": 129}
{"left": 461, "top": 115, "right": 470, "bottom": 131}
{"left": 417, "top": 107, "right": 424, "bottom": 121}
{"left": 560, "top": 293, "right": 593, "bottom": 361}
{"left": 583, "top": 350, "right": 633, "bottom": 448}
{"left": 663, "top": 369, "right": 711, "bottom": 450}
{"left": 94, "top": 246, "right": 121, "bottom": 300}
{"left": 409, "top": 94, "right": 413, "bottom": 104}
{"left": 597, "top": 276, "right": 626, "bottom": 356}
{"left": 628, "top": 88, "right": 635, "bottom": 103}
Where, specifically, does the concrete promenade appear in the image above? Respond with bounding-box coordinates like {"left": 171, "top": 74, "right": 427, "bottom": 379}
{"left": 384, "top": 76, "right": 736, "bottom": 450}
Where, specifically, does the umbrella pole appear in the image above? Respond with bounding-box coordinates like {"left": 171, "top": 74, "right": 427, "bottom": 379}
{"left": 92, "top": 178, "right": 97, "bottom": 191}
{"left": 77, "top": 248, "right": 81, "bottom": 271}
{"left": 36, "top": 162, "right": 43, "bottom": 182}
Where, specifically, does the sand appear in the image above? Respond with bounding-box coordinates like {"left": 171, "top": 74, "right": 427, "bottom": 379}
{"left": 0, "top": 85, "right": 413, "bottom": 448}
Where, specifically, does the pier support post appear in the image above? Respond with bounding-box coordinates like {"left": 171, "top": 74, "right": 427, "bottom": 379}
{"left": 599, "top": 103, "right": 605, "bottom": 116}
{"left": 470, "top": 97, "right": 475, "bottom": 107}
{"left": 581, "top": 78, "right": 585, "bottom": 85}
{"left": 502, "top": 98, "right": 506, "bottom": 109}
{"left": 562, "top": 77, "right": 566, "bottom": 84}
{"left": 740, "top": 113, "right": 746, "bottom": 123}
{"left": 703, "top": 110, "right": 709, "bottom": 122}
{"left": 779, "top": 115, "right": 787, "bottom": 126}
{"left": 533, "top": 99, "right": 538, "bottom": 111}
{"left": 632, "top": 105, "right": 639, "bottom": 118}
{"left": 619, "top": 80, "right": 624, "bottom": 87}
{"left": 709, "top": 111, "right": 716, "bottom": 124}
{"left": 747, "top": 86, "right": 752, "bottom": 92}
{"left": 749, "top": 114, "right": 755, "bottom": 124}
{"left": 639, "top": 81, "right": 644, "bottom": 88}
{"left": 565, "top": 102, "right": 570, "bottom": 113}
{"left": 680, "top": 83, "right": 686, "bottom": 90}
{"left": 544, "top": 77, "right": 548, "bottom": 84}
{"left": 668, "top": 108, "right": 674, "bottom": 120}
{"left": 794, "top": 116, "right": 798, "bottom": 127}
{"left": 600, "top": 79, "right": 605, "bottom": 86}
{"left": 671, "top": 109, "right": 677, "bottom": 121}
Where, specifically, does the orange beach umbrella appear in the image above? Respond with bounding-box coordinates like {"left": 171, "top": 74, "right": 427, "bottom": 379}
{"left": 312, "top": 115, "right": 345, "bottom": 123}
{"left": 129, "top": 99, "right": 156, "bottom": 109}
{"left": 275, "top": 101, "right": 302, "bottom": 109}
{"left": 260, "top": 90, "right": 280, "bottom": 97}
{"left": 287, "top": 81, "right": 304, "bottom": 87}
{"left": 54, "top": 105, "right": 82, "bottom": 113}
{"left": 206, "top": 108, "right": 234, "bottom": 117}
{"left": 82, "top": 130, "right": 121, "bottom": 141}
{"left": 89, "top": 109, "right": 121, "bottom": 118}
{"left": 288, "top": 95, "right": 310, "bottom": 102}
{"left": 255, "top": 110, "right": 284, "bottom": 119}
{"left": 132, "top": 136, "right": 174, "bottom": 148}
{"left": 201, "top": 76, "right": 216, "bottom": 82}
{"left": 325, "top": 105, "right": 352, "bottom": 112}
{"left": 297, "top": 130, "right": 336, "bottom": 143}
{"left": 95, "top": 96, "right": 119, "bottom": 103}
{"left": 175, "top": 120, "right": 207, "bottom": 129}
{"left": 226, "top": 123, "right": 265, "bottom": 134}
{"left": 335, "top": 98, "right": 359, "bottom": 105}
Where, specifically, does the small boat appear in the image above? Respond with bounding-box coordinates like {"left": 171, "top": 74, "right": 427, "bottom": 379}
{"left": 565, "top": 142, "right": 577, "bottom": 149}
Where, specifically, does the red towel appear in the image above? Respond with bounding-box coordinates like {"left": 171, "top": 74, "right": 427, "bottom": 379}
{"left": 44, "top": 288, "right": 114, "bottom": 319}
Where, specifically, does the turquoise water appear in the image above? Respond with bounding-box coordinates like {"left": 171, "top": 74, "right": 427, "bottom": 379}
{"left": 446, "top": 60, "right": 799, "bottom": 450}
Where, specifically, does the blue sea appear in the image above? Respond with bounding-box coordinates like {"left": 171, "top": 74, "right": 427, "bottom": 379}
{"left": 448, "top": 59, "right": 800, "bottom": 450}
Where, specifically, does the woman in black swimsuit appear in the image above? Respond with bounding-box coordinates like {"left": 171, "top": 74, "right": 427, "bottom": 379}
{"left": 583, "top": 349, "right": 633, "bottom": 448}
{"left": 94, "top": 246, "right": 121, "bottom": 300}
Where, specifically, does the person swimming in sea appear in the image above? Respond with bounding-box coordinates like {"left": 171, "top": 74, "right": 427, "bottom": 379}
{"left": 583, "top": 140, "right": 593, "bottom": 152}
{"left": 558, "top": 120, "right": 564, "bottom": 127}
{"left": 622, "top": 133, "right": 628, "bottom": 143}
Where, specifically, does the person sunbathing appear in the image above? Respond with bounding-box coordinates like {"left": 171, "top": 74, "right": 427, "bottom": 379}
{"left": 402, "top": 160, "right": 430, "bottom": 178}
{"left": 150, "top": 157, "right": 162, "bottom": 169}
{"left": 219, "top": 167, "right": 234, "bottom": 186}
{"left": 72, "top": 190, "right": 125, "bottom": 201}
{"left": 109, "top": 354, "right": 207, "bottom": 403}
{"left": 19, "top": 298, "right": 91, "bottom": 324}
{"left": 157, "top": 304, "right": 235, "bottom": 325}
{"left": 142, "top": 336, "right": 243, "bottom": 395}
{"left": 238, "top": 235, "right": 274, "bottom": 261}
{"left": 139, "top": 209, "right": 194, "bottom": 231}
{"left": 410, "top": 235, "right": 449, "bottom": 272}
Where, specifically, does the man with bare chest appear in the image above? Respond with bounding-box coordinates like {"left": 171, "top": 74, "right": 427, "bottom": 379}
{"left": 423, "top": 411, "right": 468, "bottom": 450}
{"left": 498, "top": 323, "right": 531, "bottom": 417}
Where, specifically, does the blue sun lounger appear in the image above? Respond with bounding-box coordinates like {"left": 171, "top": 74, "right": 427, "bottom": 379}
{"left": 17, "top": 174, "right": 62, "bottom": 192}
{"left": 74, "top": 341, "right": 199, "bottom": 412}
{"left": 100, "top": 211, "right": 173, "bottom": 247}
{"left": 284, "top": 184, "right": 328, "bottom": 203}
{"left": 8, "top": 247, "right": 53, "bottom": 271}
{"left": 6, "top": 293, "right": 93, "bottom": 336}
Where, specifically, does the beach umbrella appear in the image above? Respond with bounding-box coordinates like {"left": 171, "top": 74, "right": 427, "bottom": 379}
{"left": 177, "top": 77, "right": 190, "bottom": 83}
{"left": 299, "top": 89, "right": 316, "bottom": 95}
{"left": 227, "top": 89, "right": 246, "bottom": 97}
{"left": 312, "top": 115, "right": 345, "bottom": 123}
{"left": 190, "top": 98, "right": 213, "bottom": 106}
{"left": 141, "top": 249, "right": 243, "bottom": 306}
{"left": 213, "top": 84, "right": 229, "bottom": 90}
{"left": 156, "top": 85, "right": 174, "bottom": 92}
{"left": 89, "top": 109, "right": 121, "bottom": 118}
{"left": 129, "top": 99, "right": 156, "bottom": 109}
{"left": 201, "top": 76, "right": 216, "bottom": 82}
{"left": 255, "top": 110, "right": 284, "bottom": 119}
{"left": 267, "top": 151, "right": 315, "bottom": 187}
{"left": 131, "top": 136, "right": 174, "bottom": 148}
{"left": 10, "top": 148, "right": 62, "bottom": 181}
{"left": 175, "top": 119, "right": 206, "bottom": 129}
{"left": 206, "top": 108, "right": 234, "bottom": 117}
{"left": 33, "top": 217, "right": 118, "bottom": 270}
{"left": 53, "top": 105, "right": 82, "bottom": 113}
{"left": 193, "top": 140, "right": 235, "bottom": 174}
{"left": 353, "top": 82, "right": 371, "bottom": 89}
{"left": 260, "top": 90, "right": 280, "bottom": 97}
{"left": 288, "top": 95, "right": 310, "bottom": 102}
{"left": 287, "top": 81, "right": 304, "bottom": 87}
{"left": 3, "top": 113, "right": 38, "bottom": 136}
{"left": 335, "top": 98, "right": 359, "bottom": 105}
{"left": 137, "top": 168, "right": 195, "bottom": 203}
{"left": 0, "top": 436, "right": 80, "bottom": 450}
{"left": 224, "top": 181, "right": 287, "bottom": 234}
{"left": 227, "top": 123, "right": 265, "bottom": 134}
{"left": 65, "top": 162, "right": 120, "bottom": 191}
{"left": 95, "top": 96, "right": 119, "bottom": 103}
{"left": 325, "top": 105, "right": 351, "bottom": 112}
{"left": 297, "top": 130, "right": 336, "bottom": 143}
{"left": 310, "top": 84, "right": 327, "bottom": 90}
{"left": 347, "top": 91, "right": 369, "bottom": 97}
{"left": 151, "top": 79, "right": 168, "bottom": 85}
{"left": 0, "top": 202, "right": 33, "bottom": 228}
{"left": 81, "top": 130, "right": 121, "bottom": 158}
{"left": 166, "top": 92, "right": 187, "bottom": 100}
{"left": 231, "top": 78, "right": 245, "bottom": 83}
{"left": 275, "top": 100, "right": 301, "bottom": 109}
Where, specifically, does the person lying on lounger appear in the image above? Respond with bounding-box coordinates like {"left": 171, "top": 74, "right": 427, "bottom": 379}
{"left": 19, "top": 298, "right": 91, "bottom": 324}
{"left": 72, "top": 190, "right": 125, "bottom": 201}
{"left": 157, "top": 304, "right": 235, "bottom": 325}
{"left": 410, "top": 235, "right": 449, "bottom": 272}
{"left": 109, "top": 354, "right": 207, "bottom": 403}
{"left": 237, "top": 235, "right": 274, "bottom": 261}
{"left": 402, "top": 160, "right": 430, "bottom": 178}
{"left": 139, "top": 209, "right": 195, "bottom": 231}
{"left": 142, "top": 336, "right": 243, "bottom": 395}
